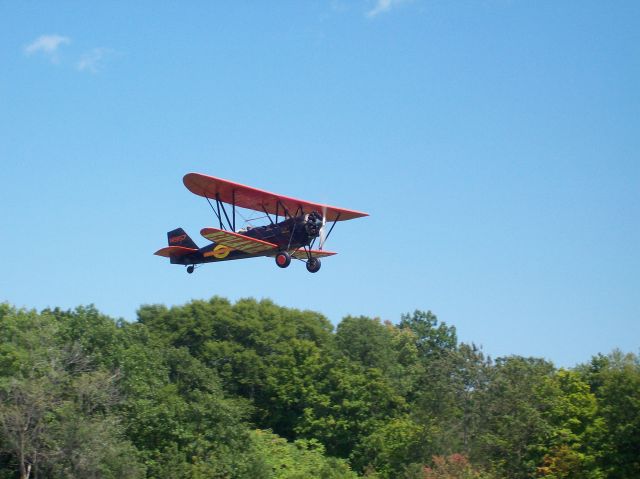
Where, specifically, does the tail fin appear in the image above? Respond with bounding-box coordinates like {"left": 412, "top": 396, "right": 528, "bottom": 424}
{"left": 167, "top": 228, "right": 198, "bottom": 249}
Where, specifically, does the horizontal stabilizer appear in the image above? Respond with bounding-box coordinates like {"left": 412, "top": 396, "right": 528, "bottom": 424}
{"left": 154, "top": 246, "right": 198, "bottom": 258}
{"left": 201, "top": 227, "right": 278, "bottom": 254}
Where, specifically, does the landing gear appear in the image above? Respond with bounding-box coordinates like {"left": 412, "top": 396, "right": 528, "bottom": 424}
{"left": 275, "top": 252, "right": 291, "bottom": 268}
{"left": 186, "top": 265, "right": 195, "bottom": 274}
{"left": 306, "top": 257, "right": 321, "bottom": 273}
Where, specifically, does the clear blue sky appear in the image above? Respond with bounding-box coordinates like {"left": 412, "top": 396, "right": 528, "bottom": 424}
{"left": 1, "top": 1, "right": 638, "bottom": 367}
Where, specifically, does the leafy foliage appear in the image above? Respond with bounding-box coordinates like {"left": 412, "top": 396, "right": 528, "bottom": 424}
{"left": 1, "top": 300, "right": 638, "bottom": 478}
{"left": 422, "top": 454, "right": 492, "bottom": 479}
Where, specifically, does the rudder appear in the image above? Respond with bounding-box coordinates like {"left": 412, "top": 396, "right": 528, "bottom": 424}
{"left": 167, "top": 228, "right": 198, "bottom": 249}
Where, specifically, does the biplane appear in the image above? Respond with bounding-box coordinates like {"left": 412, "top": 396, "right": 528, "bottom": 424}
{"left": 154, "top": 173, "right": 368, "bottom": 273}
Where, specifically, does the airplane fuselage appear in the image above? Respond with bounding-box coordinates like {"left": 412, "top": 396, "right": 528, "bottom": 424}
{"left": 171, "top": 215, "right": 317, "bottom": 266}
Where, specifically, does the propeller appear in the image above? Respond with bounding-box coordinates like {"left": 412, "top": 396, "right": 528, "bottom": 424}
{"left": 319, "top": 206, "right": 327, "bottom": 250}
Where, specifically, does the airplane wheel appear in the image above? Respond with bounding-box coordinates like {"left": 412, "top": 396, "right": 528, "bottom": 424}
{"left": 275, "top": 252, "right": 291, "bottom": 268}
{"left": 306, "top": 258, "right": 321, "bottom": 273}
{"left": 187, "top": 265, "right": 195, "bottom": 274}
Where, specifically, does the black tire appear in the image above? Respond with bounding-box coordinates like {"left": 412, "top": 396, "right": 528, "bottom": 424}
{"left": 306, "top": 257, "right": 321, "bottom": 273}
{"left": 275, "top": 252, "right": 291, "bottom": 268}
{"left": 187, "top": 265, "right": 195, "bottom": 274}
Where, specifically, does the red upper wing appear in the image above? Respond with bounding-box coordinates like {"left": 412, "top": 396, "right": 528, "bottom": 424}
{"left": 183, "top": 173, "right": 368, "bottom": 222}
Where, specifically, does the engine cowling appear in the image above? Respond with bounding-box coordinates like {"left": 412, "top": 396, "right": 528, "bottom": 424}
{"left": 304, "top": 211, "right": 323, "bottom": 237}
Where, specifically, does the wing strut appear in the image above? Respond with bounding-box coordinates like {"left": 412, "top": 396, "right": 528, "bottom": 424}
{"left": 232, "top": 190, "right": 236, "bottom": 232}
{"left": 204, "top": 193, "right": 238, "bottom": 232}
{"left": 217, "top": 194, "right": 233, "bottom": 231}
{"left": 285, "top": 205, "right": 305, "bottom": 251}
{"left": 321, "top": 212, "right": 341, "bottom": 249}
{"left": 205, "top": 196, "right": 224, "bottom": 230}
{"left": 276, "top": 199, "right": 292, "bottom": 219}
{"left": 261, "top": 205, "right": 275, "bottom": 225}
{"left": 287, "top": 219, "right": 298, "bottom": 251}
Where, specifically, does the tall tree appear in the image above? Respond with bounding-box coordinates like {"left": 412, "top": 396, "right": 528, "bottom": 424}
{"left": 584, "top": 351, "right": 640, "bottom": 478}
{"left": 475, "top": 356, "right": 557, "bottom": 479}
{"left": 0, "top": 306, "right": 145, "bottom": 479}
{"left": 536, "top": 369, "right": 602, "bottom": 478}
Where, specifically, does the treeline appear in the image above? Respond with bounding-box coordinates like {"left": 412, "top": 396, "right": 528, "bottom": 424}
{"left": 0, "top": 299, "right": 638, "bottom": 479}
